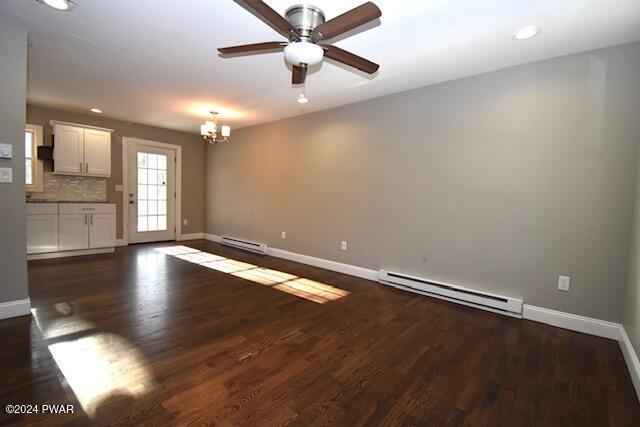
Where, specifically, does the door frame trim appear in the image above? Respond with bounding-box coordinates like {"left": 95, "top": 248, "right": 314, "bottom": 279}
{"left": 122, "top": 137, "right": 182, "bottom": 245}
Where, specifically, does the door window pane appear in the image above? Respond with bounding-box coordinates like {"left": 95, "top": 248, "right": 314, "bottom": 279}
{"left": 138, "top": 184, "right": 147, "bottom": 200}
{"left": 136, "top": 151, "right": 168, "bottom": 232}
{"left": 137, "top": 152, "right": 147, "bottom": 167}
{"left": 138, "top": 169, "right": 147, "bottom": 184}
{"left": 138, "top": 200, "right": 147, "bottom": 216}
{"left": 138, "top": 216, "right": 148, "bottom": 232}
{"left": 148, "top": 154, "right": 158, "bottom": 169}
{"left": 148, "top": 215, "right": 158, "bottom": 231}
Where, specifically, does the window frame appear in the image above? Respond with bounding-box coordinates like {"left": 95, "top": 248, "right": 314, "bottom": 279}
{"left": 25, "top": 124, "right": 44, "bottom": 193}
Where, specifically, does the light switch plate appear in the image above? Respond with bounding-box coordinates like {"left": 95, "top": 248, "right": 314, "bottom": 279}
{"left": 0, "top": 143, "right": 12, "bottom": 159}
{"left": 0, "top": 167, "right": 13, "bottom": 183}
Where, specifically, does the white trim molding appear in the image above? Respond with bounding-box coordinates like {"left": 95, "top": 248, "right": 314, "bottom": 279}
{"left": 522, "top": 305, "right": 621, "bottom": 340}
{"left": 0, "top": 298, "right": 31, "bottom": 320}
{"left": 204, "top": 234, "right": 376, "bottom": 281}
{"left": 268, "top": 248, "right": 378, "bottom": 281}
{"left": 28, "top": 247, "right": 115, "bottom": 261}
{"left": 620, "top": 326, "right": 640, "bottom": 401}
{"left": 178, "top": 232, "right": 205, "bottom": 241}
{"left": 115, "top": 239, "right": 128, "bottom": 247}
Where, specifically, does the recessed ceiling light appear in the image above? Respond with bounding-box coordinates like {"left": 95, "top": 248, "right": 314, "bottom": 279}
{"left": 90, "top": 108, "right": 102, "bottom": 114}
{"left": 36, "top": 0, "right": 76, "bottom": 11}
{"left": 297, "top": 94, "right": 309, "bottom": 104}
{"left": 514, "top": 26, "right": 541, "bottom": 41}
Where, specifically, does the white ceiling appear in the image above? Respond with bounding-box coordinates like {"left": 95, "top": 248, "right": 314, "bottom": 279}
{"left": 1, "top": 0, "right": 639, "bottom": 132}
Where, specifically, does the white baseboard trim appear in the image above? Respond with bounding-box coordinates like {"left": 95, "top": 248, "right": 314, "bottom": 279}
{"left": 620, "top": 326, "right": 640, "bottom": 401}
{"left": 0, "top": 298, "right": 31, "bottom": 320}
{"left": 522, "top": 304, "right": 620, "bottom": 340}
{"left": 116, "top": 239, "right": 128, "bottom": 247}
{"left": 178, "top": 232, "right": 205, "bottom": 241}
{"left": 28, "top": 247, "right": 115, "bottom": 261}
{"left": 205, "top": 233, "right": 222, "bottom": 243}
{"left": 204, "top": 233, "right": 377, "bottom": 281}
{"left": 268, "top": 248, "right": 379, "bottom": 281}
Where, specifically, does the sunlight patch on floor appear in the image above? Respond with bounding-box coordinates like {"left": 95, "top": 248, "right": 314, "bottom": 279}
{"left": 31, "top": 307, "right": 153, "bottom": 417}
{"left": 155, "top": 246, "right": 350, "bottom": 304}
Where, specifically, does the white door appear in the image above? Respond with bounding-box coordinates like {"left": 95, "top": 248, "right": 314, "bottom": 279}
{"left": 89, "top": 213, "right": 116, "bottom": 248}
{"left": 54, "top": 124, "right": 84, "bottom": 174}
{"left": 127, "top": 143, "right": 176, "bottom": 243}
{"left": 84, "top": 129, "right": 111, "bottom": 176}
{"left": 59, "top": 214, "right": 89, "bottom": 251}
{"left": 26, "top": 215, "right": 59, "bottom": 254}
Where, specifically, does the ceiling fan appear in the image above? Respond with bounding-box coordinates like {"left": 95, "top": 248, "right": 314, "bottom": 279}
{"left": 218, "top": 1, "right": 382, "bottom": 84}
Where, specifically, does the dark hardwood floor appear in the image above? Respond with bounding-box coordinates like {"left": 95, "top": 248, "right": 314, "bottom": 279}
{"left": 1, "top": 240, "right": 638, "bottom": 426}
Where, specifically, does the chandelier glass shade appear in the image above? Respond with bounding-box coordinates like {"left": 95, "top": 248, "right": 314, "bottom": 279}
{"left": 201, "top": 112, "right": 231, "bottom": 144}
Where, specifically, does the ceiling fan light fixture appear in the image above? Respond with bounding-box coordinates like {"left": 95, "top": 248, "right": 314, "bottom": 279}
{"left": 37, "top": 0, "right": 76, "bottom": 11}
{"left": 284, "top": 42, "right": 324, "bottom": 67}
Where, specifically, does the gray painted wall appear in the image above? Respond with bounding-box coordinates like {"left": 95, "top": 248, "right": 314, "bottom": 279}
{"left": 624, "top": 151, "right": 640, "bottom": 357}
{"left": 0, "top": 23, "right": 29, "bottom": 303}
{"left": 206, "top": 42, "right": 640, "bottom": 322}
{"left": 27, "top": 105, "right": 206, "bottom": 239}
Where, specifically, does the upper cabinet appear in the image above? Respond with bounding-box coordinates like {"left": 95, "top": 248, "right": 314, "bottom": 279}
{"left": 51, "top": 121, "right": 114, "bottom": 177}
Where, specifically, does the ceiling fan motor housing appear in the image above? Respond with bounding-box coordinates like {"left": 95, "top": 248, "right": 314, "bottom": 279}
{"left": 285, "top": 4, "right": 325, "bottom": 39}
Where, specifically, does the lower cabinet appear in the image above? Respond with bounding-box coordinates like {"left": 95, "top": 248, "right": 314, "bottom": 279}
{"left": 27, "top": 203, "right": 116, "bottom": 255}
{"left": 89, "top": 213, "right": 116, "bottom": 249}
{"left": 58, "top": 213, "right": 89, "bottom": 251}
{"left": 26, "top": 204, "right": 59, "bottom": 254}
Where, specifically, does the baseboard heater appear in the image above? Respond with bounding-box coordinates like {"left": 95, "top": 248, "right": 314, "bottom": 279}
{"left": 220, "top": 236, "right": 268, "bottom": 255}
{"left": 378, "top": 270, "right": 523, "bottom": 318}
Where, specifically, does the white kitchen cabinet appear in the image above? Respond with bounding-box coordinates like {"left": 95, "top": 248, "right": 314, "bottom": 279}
{"left": 89, "top": 213, "right": 116, "bottom": 248}
{"left": 26, "top": 204, "right": 59, "bottom": 254}
{"left": 84, "top": 128, "right": 111, "bottom": 176}
{"left": 53, "top": 124, "right": 84, "bottom": 174}
{"left": 58, "top": 213, "right": 89, "bottom": 251}
{"left": 27, "top": 203, "right": 116, "bottom": 256}
{"left": 52, "top": 121, "right": 113, "bottom": 177}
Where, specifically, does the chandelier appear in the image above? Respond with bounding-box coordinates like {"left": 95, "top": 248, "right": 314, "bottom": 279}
{"left": 200, "top": 112, "right": 231, "bottom": 144}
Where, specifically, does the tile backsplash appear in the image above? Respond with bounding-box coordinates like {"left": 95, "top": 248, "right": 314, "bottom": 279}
{"left": 28, "top": 172, "right": 107, "bottom": 202}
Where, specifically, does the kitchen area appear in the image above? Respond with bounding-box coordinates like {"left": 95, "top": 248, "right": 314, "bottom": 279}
{"left": 26, "top": 120, "right": 116, "bottom": 259}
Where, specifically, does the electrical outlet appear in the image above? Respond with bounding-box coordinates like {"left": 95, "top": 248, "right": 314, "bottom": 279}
{"left": 115, "top": 184, "right": 123, "bottom": 192}
{"left": 558, "top": 276, "right": 570, "bottom": 291}
{"left": 281, "top": 231, "right": 286, "bottom": 239}
{"left": 183, "top": 219, "right": 188, "bottom": 226}
{"left": 341, "top": 241, "right": 347, "bottom": 251}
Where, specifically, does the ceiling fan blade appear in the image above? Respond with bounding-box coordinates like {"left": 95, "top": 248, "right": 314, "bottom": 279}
{"left": 218, "top": 42, "right": 288, "bottom": 55}
{"left": 292, "top": 65, "right": 307, "bottom": 84}
{"left": 323, "top": 45, "right": 379, "bottom": 74}
{"left": 311, "top": 2, "right": 381, "bottom": 41}
{"left": 243, "top": 0, "right": 298, "bottom": 39}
